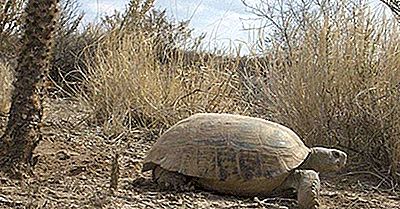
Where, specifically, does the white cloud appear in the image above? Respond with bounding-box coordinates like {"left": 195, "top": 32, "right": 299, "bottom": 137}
{"left": 81, "top": 0, "right": 128, "bottom": 22}
{"left": 87, "top": 2, "right": 121, "bottom": 15}
{"left": 155, "top": 0, "right": 261, "bottom": 51}
{"left": 79, "top": 0, "right": 260, "bottom": 53}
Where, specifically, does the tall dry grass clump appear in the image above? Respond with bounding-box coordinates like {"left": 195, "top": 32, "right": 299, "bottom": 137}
{"left": 245, "top": 0, "right": 400, "bottom": 179}
{"left": 78, "top": 1, "right": 245, "bottom": 133}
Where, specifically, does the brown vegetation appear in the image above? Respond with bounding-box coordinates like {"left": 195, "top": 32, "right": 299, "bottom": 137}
{"left": 0, "top": 0, "right": 399, "bottom": 208}
{"left": 243, "top": 0, "right": 400, "bottom": 179}
{"left": 0, "top": 62, "right": 12, "bottom": 115}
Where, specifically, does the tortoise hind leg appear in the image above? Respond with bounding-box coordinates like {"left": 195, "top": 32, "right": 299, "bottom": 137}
{"left": 279, "top": 170, "right": 320, "bottom": 209}
{"left": 153, "top": 166, "right": 193, "bottom": 191}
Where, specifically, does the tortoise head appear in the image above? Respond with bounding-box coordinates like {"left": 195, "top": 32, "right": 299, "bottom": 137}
{"left": 300, "top": 147, "right": 347, "bottom": 173}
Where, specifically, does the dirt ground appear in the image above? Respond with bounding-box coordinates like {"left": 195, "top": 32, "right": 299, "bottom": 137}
{"left": 0, "top": 100, "right": 399, "bottom": 209}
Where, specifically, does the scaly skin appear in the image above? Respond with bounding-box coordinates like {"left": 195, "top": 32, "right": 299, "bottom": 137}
{"left": 296, "top": 170, "right": 320, "bottom": 209}
{"left": 153, "top": 166, "right": 193, "bottom": 191}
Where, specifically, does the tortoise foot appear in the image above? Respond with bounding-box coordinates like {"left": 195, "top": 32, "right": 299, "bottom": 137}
{"left": 153, "top": 166, "right": 194, "bottom": 191}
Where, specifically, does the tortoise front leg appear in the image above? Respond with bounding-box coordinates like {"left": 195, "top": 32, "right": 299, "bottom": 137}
{"left": 279, "top": 170, "right": 320, "bottom": 209}
{"left": 296, "top": 170, "right": 320, "bottom": 209}
{"left": 153, "top": 166, "right": 194, "bottom": 191}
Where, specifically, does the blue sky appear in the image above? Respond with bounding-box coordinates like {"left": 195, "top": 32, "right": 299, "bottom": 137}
{"left": 78, "top": 0, "right": 390, "bottom": 52}
{"left": 78, "top": 0, "right": 262, "bottom": 51}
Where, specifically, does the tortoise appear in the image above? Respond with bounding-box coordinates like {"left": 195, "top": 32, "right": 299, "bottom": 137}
{"left": 142, "top": 113, "right": 347, "bottom": 209}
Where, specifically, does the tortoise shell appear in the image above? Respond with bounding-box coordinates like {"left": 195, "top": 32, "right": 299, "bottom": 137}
{"left": 142, "top": 113, "right": 310, "bottom": 194}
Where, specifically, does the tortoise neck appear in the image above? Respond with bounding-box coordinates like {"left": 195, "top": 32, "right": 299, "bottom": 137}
{"left": 298, "top": 148, "right": 323, "bottom": 172}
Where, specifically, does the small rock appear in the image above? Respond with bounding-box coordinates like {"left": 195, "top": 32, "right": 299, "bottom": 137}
{"left": 55, "top": 150, "right": 70, "bottom": 160}
{"left": 322, "top": 191, "right": 339, "bottom": 197}
{"left": 68, "top": 165, "right": 86, "bottom": 176}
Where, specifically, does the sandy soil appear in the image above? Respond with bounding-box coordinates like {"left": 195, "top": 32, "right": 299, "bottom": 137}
{"left": 0, "top": 100, "right": 399, "bottom": 209}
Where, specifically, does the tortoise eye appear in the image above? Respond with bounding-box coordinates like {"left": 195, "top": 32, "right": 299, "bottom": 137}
{"left": 332, "top": 151, "right": 340, "bottom": 158}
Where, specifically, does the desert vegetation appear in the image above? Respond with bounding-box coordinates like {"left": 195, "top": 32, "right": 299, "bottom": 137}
{"left": 0, "top": 0, "right": 399, "bottom": 208}
{"left": 243, "top": 0, "right": 400, "bottom": 179}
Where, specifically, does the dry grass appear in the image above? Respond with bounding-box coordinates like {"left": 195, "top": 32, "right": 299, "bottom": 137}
{"left": 245, "top": 1, "right": 400, "bottom": 178}
{"left": 0, "top": 1, "right": 399, "bottom": 208}
{"left": 0, "top": 0, "right": 399, "bottom": 183}
{"left": 75, "top": 0, "right": 400, "bottom": 180}
{"left": 78, "top": 28, "right": 246, "bottom": 134}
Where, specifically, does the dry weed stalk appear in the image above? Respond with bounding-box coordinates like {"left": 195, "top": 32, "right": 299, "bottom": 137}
{"left": 110, "top": 152, "right": 119, "bottom": 193}
{"left": 0, "top": 62, "right": 12, "bottom": 115}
